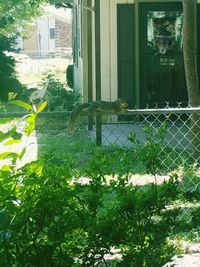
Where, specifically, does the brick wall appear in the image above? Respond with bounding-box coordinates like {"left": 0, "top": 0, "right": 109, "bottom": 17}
{"left": 23, "top": 24, "right": 38, "bottom": 52}
{"left": 55, "top": 20, "right": 72, "bottom": 48}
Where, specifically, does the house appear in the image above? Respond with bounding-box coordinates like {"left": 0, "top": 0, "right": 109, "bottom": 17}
{"left": 16, "top": 4, "right": 72, "bottom": 58}
{"left": 69, "top": 0, "right": 200, "bottom": 108}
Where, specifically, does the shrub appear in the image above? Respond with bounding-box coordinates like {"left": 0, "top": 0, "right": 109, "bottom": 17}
{"left": 0, "top": 35, "right": 24, "bottom": 102}
{"left": 42, "top": 73, "right": 80, "bottom": 111}
{"left": 0, "top": 113, "right": 189, "bottom": 266}
{"left": 0, "top": 152, "right": 181, "bottom": 266}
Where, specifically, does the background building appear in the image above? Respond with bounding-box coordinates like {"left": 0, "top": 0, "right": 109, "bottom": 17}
{"left": 16, "top": 4, "right": 72, "bottom": 58}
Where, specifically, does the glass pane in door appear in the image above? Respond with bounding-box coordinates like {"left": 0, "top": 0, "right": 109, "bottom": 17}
{"left": 140, "top": 4, "right": 187, "bottom": 108}
{"left": 147, "top": 11, "right": 182, "bottom": 57}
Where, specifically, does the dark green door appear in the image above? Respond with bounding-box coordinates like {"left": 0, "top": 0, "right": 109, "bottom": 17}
{"left": 139, "top": 3, "right": 187, "bottom": 107}
{"left": 117, "top": 4, "right": 135, "bottom": 108}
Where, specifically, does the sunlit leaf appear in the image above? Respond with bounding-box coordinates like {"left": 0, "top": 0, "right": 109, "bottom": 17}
{"left": 8, "top": 92, "right": 17, "bottom": 101}
{"left": 19, "top": 147, "right": 26, "bottom": 160}
{"left": 37, "top": 101, "right": 47, "bottom": 113}
{"left": 0, "top": 152, "right": 19, "bottom": 160}
{"left": 9, "top": 100, "right": 32, "bottom": 110}
{"left": 4, "top": 139, "right": 22, "bottom": 145}
{"left": 24, "top": 113, "right": 36, "bottom": 136}
{"left": 33, "top": 104, "right": 37, "bottom": 113}
{"left": 0, "top": 165, "right": 12, "bottom": 172}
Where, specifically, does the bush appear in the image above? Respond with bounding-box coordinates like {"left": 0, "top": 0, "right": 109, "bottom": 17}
{"left": 0, "top": 151, "right": 181, "bottom": 267}
{"left": 1, "top": 113, "right": 197, "bottom": 266}
{"left": 0, "top": 35, "right": 24, "bottom": 102}
{"left": 43, "top": 74, "right": 80, "bottom": 112}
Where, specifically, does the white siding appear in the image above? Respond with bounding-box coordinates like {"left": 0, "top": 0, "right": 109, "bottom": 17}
{"left": 49, "top": 18, "right": 55, "bottom": 52}
{"left": 100, "top": 0, "right": 134, "bottom": 101}
{"left": 37, "top": 18, "right": 49, "bottom": 56}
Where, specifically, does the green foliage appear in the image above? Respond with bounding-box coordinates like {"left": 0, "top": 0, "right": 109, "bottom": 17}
{"left": 128, "top": 123, "right": 168, "bottom": 175}
{"left": 0, "top": 0, "right": 47, "bottom": 35}
{"left": 0, "top": 154, "right": 181, "bottom": 267}
{"left": 0, "top": 35, "right": 25, "bottom": 102}
{"left": 42, "top": 74, "right": 80, "bottom": 111}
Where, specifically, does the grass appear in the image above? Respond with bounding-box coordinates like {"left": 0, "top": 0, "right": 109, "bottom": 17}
{"left": 37, "top": 132, "right": 95, "bottom": 161}
{"left": 16, "top": 58, "right": 70, "bottom": 86}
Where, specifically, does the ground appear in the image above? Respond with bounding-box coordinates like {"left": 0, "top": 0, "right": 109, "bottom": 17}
{"left": 164, "top": 253, "right": 200, "bottom": 267}
{"left": 15, "top": 54, "right": 70, "bottom": 86}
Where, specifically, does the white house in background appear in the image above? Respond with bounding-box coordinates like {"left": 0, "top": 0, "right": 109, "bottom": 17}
{"left": 17, "top": 4, "right": 72, "bottom": 58}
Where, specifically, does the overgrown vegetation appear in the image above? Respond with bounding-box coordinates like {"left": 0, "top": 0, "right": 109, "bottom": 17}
{"left": 42, "top": 74, "right": 80, "bottom": 111}
{"left": 0, "top": 35, "right": 25, "bottom": 102}
{"left": 0, "top": 107, "right": 200, "bottom": 266}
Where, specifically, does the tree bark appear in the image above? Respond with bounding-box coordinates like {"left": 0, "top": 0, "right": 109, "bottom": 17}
{"left": 182, "top": 0, "right": 200, "bottom": 154}
{"left": 182, "top": 0, "right": 200, "bottom": 106}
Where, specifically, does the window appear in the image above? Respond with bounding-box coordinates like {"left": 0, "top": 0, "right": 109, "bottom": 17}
{"left": 50, "top": 28, "right": 55, "bottom": 39}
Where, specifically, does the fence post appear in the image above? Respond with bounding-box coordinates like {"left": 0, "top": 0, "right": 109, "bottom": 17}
{"left": 95, "top": 0, "right": 102, "bottom": 145}
{"left": 96, "top": 115, "right": 102, "bottom": 145}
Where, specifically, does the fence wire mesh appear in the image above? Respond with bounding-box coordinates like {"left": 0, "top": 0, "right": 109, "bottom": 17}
{"left": 1, "top": 108, "right": 200, "bottom": 170}
{"left": 82, "top": 108, "right": 200, "bottom": 172}
{"left": 0, "top": 107, "right": 200, "bottom": 244}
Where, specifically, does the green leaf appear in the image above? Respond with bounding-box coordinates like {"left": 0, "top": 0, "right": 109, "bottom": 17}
{"left": 0, "top": 131, "right": 12, "bottom": 142}
{"left": 0, "top": 165, "right": 12, "bottom": 172}
{"left": 24, "top": 113, "right": 36, "bottom": 136}
{"left": 0, "top": 128, "right": 22, "bottom": 143}
{"left": 36, "top": 101, "right": 47, "bottom": 113}
{"left": 8, "top": 92, "right": 17, "bottom": 101}
{"left": 19, "top": 147, "right": 26, "bottom": 160}
{"left": 0, "top": 152, "right": 19, "bottom": 160}
{"left": 4, "top": 139, "right": 22, "bottom": 145}
{"left": 9, "top": 100, "right": 32, "bottom": 110}
{"left": 0, "top": 209, "right": 10, "bottom": 230}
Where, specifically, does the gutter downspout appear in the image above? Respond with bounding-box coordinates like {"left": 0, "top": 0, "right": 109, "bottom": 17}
{"left": 95, "top": 0, "right": 102, "bottom": 144}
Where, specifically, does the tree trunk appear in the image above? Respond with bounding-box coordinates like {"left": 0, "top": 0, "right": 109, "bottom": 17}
{"left": 182, "top": 0, "right": 200, "bottom": 154}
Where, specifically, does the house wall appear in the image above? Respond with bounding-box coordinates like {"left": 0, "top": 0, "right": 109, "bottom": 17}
{"left": 77, "top": 0, "right": 200, "bottom": 103}
{"left": 55, "top": 20, "right": 72, "bottom": 48}
{"left": 23, "top": 24, "right": 38, "bottom": 52}
{"left": 37, "top": 17, "right": 56, "bottom": 55}
{"left": 100, "top": 0, "right": 134, "bottom": 102}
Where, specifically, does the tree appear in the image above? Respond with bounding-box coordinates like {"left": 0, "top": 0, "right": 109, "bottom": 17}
{"left": 182, "top": 0, "right": 200, "bottom": 107}
{"left": 0, "top": 0, "right": 47, "bottom": 102}
{"left": 182, "top": 0, "right": 200, "bottom": 154}
{"left": 0, "top": 35, "right": 23, "bottom": 101}
{"left": 0, "top": 0, "right": 47, "bottom": 35}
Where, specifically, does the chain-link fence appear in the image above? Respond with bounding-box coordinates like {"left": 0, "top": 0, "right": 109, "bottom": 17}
{"left": 82, "top": 107, "right": 200, "bottom": 171}
{"left": 1, "top": 106, "right": 200, "bottom": 171}
{"left": 1, "top": 107, "right": 200, "bottom": 168}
